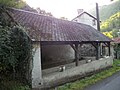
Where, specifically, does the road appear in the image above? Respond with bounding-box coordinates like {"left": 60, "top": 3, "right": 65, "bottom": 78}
{"left": 84, "top": 71, "right": 120, "bottom": 90}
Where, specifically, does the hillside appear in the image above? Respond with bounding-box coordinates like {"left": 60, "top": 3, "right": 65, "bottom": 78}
{"left": 89, "top": 0, "right": 120, "bottom": 21}
{"left": 100, "top": 12, "right": 120, "bottom": 38}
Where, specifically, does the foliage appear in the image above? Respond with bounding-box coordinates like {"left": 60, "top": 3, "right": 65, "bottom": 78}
{"left": 100, "top": 12, "right": 120, "bottom": 31}
{"left": 36, "top": 7, "right": 53, "bottom": 16}
{"left": 0, "top": 7, "right": 32, "bottom": 87}
{"left": 60, "top": 17, "right": 68, "bottom": 20}
{"left": 99, "top": 0, "right": 120, "bottom": 21}
{"left": 0, "top": 26, "right": 12, "bottom": 73}
{"left": 89, "top": 0, "right": 120, "bottom": 21}
{"left": 54, "top": 60, "right": 120, "bottom": 90}
{"left": 0, "top": 24, "right": 32, "bottom": 76}
{"left": 0, "top": 0, "right": 26, "bottom": 8}
{"left": 100, "top": 12, "right": 120, "bottom": 38}
{"left": 102, "top": 31, "right": 113, "bottom": 38}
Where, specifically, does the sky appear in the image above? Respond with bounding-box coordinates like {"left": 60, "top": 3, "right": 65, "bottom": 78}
{"left": 24, "top": 0, "right": 112, "bottom": 20}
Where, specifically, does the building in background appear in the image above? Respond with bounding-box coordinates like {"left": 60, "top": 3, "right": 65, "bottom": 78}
{"left": 72, "top": 9, "right": 98, "bottom": 29}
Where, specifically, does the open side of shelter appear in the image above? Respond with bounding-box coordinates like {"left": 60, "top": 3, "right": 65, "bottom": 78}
{"left": 32, "top": 41, "right": 112, "bottom": 89}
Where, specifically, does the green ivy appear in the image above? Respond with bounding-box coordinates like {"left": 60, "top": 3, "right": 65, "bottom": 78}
{"left": 0, "top": 7, "right": 32, "bottom": 86}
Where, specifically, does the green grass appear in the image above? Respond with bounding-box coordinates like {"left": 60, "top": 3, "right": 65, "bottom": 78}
{"left": 54, "top": 59, "right": 120, "bottom": 90}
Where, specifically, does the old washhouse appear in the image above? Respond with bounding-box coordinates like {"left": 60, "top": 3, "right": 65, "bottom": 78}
{"left": 10, "top": 8, "right": 113, "bottom": 89}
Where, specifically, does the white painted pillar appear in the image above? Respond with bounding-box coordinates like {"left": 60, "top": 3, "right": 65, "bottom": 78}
{"left": 32, "top": 42, "right": 42, "bottom": 88}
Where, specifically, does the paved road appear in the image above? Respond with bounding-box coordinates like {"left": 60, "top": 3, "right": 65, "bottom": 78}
{"left": 84, "top": 71, "right": 120, "bottom": 90}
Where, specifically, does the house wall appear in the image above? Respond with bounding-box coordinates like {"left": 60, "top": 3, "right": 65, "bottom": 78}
{"left": 73, "top": 14, "right": 97, "bottom": 29}
{"left": 32, "top": 42, "right": 42, "bottom": 88}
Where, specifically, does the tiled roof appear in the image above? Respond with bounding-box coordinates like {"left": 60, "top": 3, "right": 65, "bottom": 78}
{"left": 113, "top": 37, "right": 120, "bottom": 43}
{"left": 9, "top": 8, "right": 111, "bottom": 42}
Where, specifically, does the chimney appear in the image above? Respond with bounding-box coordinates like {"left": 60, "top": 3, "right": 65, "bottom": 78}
{"left": 77, "top": 9, "right": 84, "bottom": 15}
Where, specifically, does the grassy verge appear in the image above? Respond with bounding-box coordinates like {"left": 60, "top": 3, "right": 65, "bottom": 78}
{"left": 54, "top": 59, "right": 120, "bottom": 90}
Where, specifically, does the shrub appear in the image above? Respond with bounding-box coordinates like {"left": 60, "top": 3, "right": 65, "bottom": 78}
{"left": 0, "top": 7, "right": 32, "bottom": 86}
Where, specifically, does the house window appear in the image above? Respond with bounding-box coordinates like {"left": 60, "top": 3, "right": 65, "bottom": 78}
{"left": 92, "top": 19, "right": 96, "bottom": 26}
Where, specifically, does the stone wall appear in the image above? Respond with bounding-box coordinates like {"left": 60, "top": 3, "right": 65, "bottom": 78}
{"left": 80, "top": 44, "right": 96, "bottom": 57}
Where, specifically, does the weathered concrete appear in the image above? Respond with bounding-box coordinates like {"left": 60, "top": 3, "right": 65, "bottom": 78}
{"left": 41, "top": 44, "right": 97, "bottom": 69}
{"left": 32, "top": 43, "right": 42, "bottom": 88}
{"left": 41, "top": 56, "right": 113, "bottom": 89}
{"left": 41, "top": 45, "right": 75, "bottom": 69}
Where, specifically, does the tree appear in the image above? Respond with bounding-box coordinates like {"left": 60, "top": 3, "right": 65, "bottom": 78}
{"left": 0, "top": 1, "right": 32, "bottom": 85}
{"left": 60, "top": 17, "right": 68, "bottom": 20}
{"left": 101, "top": 12, "right": 120, "bottom": 38}
{"left": 36, "top": 7, "right": 53, "bottom": 16}
{"left": 102, "top": 31, "right": 113, "bottom": 38}
{"left": 0, "top": 0, "right": 26, "bottom": 8}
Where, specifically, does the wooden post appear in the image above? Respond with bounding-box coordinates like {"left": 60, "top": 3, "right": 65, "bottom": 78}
{"left": 108, "top": 42, "right": 111, "bottom": 56}
{"left": 100, "top": 43, "right": 103, "bottom": 57}
{"left": 96, "top": 43, "right": 100, "bottom": 60}
{"left": 79, "top": 44, "right": 82, "bottom": 60}
{"left": 75, "top": 44, "right": 79, "bottom": 66}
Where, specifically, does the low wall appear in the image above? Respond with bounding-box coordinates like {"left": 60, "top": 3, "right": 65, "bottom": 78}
{"left": 41, "top": 56, "right": 113, "bottom": 89}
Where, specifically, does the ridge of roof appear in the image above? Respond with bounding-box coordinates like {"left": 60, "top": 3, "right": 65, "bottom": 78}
{"left": 72, "top": 11, "right": 97, "bottom": 21}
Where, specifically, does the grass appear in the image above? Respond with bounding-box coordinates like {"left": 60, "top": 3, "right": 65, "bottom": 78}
{"left": 53, "top": 59, "right": 120, "bottom": 90}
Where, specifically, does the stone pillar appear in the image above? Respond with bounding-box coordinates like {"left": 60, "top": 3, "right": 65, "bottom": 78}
{"left": 32, "top": 42, "right": 42, "bottom": 88}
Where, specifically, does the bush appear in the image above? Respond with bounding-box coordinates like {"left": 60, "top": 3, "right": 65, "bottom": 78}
{"left": 0, "top": 25, "right": 32, "bottom": 81}
{"left": 0, "top": 9, "right": 32, "bottom": 85}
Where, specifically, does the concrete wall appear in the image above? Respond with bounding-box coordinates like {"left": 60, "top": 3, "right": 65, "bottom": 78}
{"left": 32, "top": 42, "right": 42, "bottom": 88}
{"left": 73, "top": 14, "right": 97, "bottom": 29}
{"left": 41, "top": 56, "right": 113, "bottom": 89}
